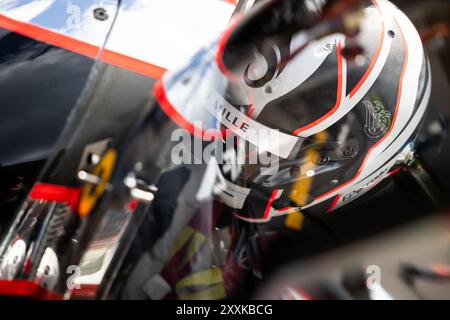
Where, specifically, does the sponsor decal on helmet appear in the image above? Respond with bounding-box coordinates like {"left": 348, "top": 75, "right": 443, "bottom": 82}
{"left": 363, "top": 99, "right": 392, "bottom": 138}
{"left": 212, "top": 100, "right": 250, "bottom": 132}
{"left": 342, "top": 167, "right": 389, "bottom": 202}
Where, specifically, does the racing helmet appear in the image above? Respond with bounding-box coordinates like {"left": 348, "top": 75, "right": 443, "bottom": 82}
{"left": 154, "top": 0, "right": 431, "bottom": 223}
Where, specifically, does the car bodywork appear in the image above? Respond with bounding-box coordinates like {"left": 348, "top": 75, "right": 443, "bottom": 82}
{"left": 0, "top": 0, "right": 235, "bottom": 298}
{"left": 0, "top": 0, "right": 234, "bottom": 223}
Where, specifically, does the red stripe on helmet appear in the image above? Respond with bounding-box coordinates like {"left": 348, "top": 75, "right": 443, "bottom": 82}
{"left": 262, "top": 189, "right": 279, "bottom": 220}
{"left": 388, "top": 166, "right": 403, "bottom": 176}
{"left": 327, "top": 194, "right": 342, "bottom": 213}
{"left": 293, "top": 0, "right": 385, "bottom": 136}
{"left": 233, "top": 189, "right": 281, "bottom": 223}
{"left": 293, "top": 40, "right": 344, "bottom": 136}
{"left": 348, "top": 0, "right": 385, "bottom": 98}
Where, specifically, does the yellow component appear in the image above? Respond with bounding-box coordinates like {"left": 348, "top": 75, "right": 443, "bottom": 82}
{"left": 289, "top": 132, "right": 328, "bottom": 207}
{"left": 78, "top": 149, "right": 117, "bottom": 217}
{"left": 285, "top": 211, "right": 305, "bottom": 231}
{"left": 314, "top": 130, "right": 329, "bottom": 142}
{"left": 166, "top": 226, "right": 206, "bottom": 271}
{"left": 176, "top": 268, "right": 226, "bottom": 300}
{"left": 167, "top": 227, "right": 195, "bottom": 261}
{"left": 289, "top": 149, "right": 317, "bottom": 206}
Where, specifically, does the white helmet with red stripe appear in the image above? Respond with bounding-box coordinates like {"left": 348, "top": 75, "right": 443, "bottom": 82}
{"left": 154, "top": 0, "right": 431, "bottom": 222}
